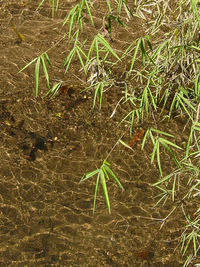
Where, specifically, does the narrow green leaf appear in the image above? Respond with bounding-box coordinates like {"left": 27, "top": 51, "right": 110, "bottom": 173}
{"left": 44, "top": 52, "right": 52, "bottom": 67}
{"left": 128, "top": 38, "right": 140, "bottom": 73}
{"left": 141, "top": 128, "right": 150, "bottom": 150}
{"left": 159, "top": 138, "right": 183, "bottom": 150}
{"left": 172, "top": 175, "right": 176, "bottom": 202}
{"left": 153, "top": 172, "right": 175, "bottom": 186}
{"left": 85, "top": 0, "right": 94, "bottom": 26}
{"left": 19, "top": 57, "right": 38, "bottom": 73}
{"left": 45, "top": 81, "right": 62, "bottom": 97}
{"left": 151, "top": 138, "right": 158, "bottom": 164}
{"left": 119, "top": 139, "right": 134, "bottom": 151}
{"left": 150, "top": 128, "right": 174, "bottom": 137}
{"left": 102, "top": 165, "right": 110, "bottom": 180}
{"left": 35, "top": 57, "right": 41, "bottom": 97}
{"left": 97, "top": 33, "right": 121, "bottom": 61}
{"left": 156, "top": 141, "right": 162, "bottom": 176}
{"left": 36, "top": 0, "right": 46, "bottom": 11}
{"left": 100, "top": 169, "right": 111, "bottom": 213}
{"left": 93, "top": 172, "right": 100, "bottom": 214}
{"left": 103, "top": 164, "right": 124, "bottom": 190}
{"left": 76, "top": 46, "right": 87, "bottom": 74}
{"left": 80, "top": 169, "right": 99, "bottom": 182}
{"left": 41, "top": 54, "right": 49, "bottom": 87}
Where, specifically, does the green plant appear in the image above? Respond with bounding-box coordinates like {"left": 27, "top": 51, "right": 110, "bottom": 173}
{"left": 142, "top": 128, "right": 183, "bottom": 176}
{"left": 63, "top": 0, "right": 94, "bottom": 38}
{"left": 80, "top": 160, "right": 124, "bottom": 214}
{"left": 36, "top": 0, "right": 60, "bottom": 18}
{"left": 19, "top": 52, "right": 51, "bottom": 97}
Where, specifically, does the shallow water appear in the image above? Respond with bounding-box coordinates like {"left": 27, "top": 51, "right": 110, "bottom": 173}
{"left": 0, "top": 1, "right": 199, "bottom": 266}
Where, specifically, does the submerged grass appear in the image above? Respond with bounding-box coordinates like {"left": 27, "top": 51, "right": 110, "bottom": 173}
{"left": 20, "top": 0, "right": 200, "bottom": 265}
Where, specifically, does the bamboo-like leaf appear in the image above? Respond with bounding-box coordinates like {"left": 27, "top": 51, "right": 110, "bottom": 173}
{"left": 128, "top": 38, "right": 140, "bottom": 73}
{"left": 151, "top": 138, "right": 158, "bottom": 164}
{"left": 97, "top": 33, "right": 121, "bottom": 61}
{"left": 145, "top": 35, "right": 153, "bottom": 51}
{"left": 87, "top": 38, "right": 96, "bottom": 64}
{"left": 156, "top": 140, "right": 162, "bottom": 176}
{"left": 154, "top": 191, "right": 169, "bottom": 207}
{"left": 84, "top": 0, "right": 94, "bottom": 26}
{"left": 159, "top": 139, "right": 181, "bottom": 167}
{"left": 103, "top": 164, "right": 124, "bottom": 190}
{"left": 36, "top": 0, "right": 46, "bottom": 11}
{"left": 141, "top": 128, "right": 150, "bottom": 150}
{"left": 44, "top": 52, "right": 52, "bottom": 68}
{"left": 19, "top": 57, "right": 38, "bottom": 73}
{"left": 150, "top": 128, "right": 174, "bottom": 137}
{"left": 63, "top": 5, "right": 79, "bottom": 26}
{"left": 159, "top": 138, "right": 183, "bottom": 150}
{"left": 194, "top": 74, "right": 200, "bottom": 97}
{"left": 76, "top": 46, "right": 87, "bottom": 74}
{"left": 63, "top": 48, "right": 76, "bottom": 73}
{"left": 102, "top": 165, "right": 110, "bottom": 180}
{"left": 103, "top": 160, "right": 110, "bottom": 166}
{"left": 41, "top": 54, "right": 49, "bottom": 87}
{"left": 100, "top": 169, "right": 111, "bottom": 213}
{"left": 152, "top": 40, "right": 168, "bottom": 61}
{"left": 35, "top": 57, "right": 41, "bottom": 97}
{"left": 109, "top": 14, "right": 127, "bottom": 28}
{"left": 140, "top": 38, "right": 146, "bottom": 65}
{"left": 45, "top": 81, "right": 62, "bottom": 97}
{"left": 93, "top": 82, "right": 104, "bottom": 108}
{"left": 80, "top": 169, "right": 99, "bottom": 182}
{"left": 153, "top": 172, "right": 177, "bottom": 186}
{"left": 119, "top": 139, "right": 134, "bottom": 151}
{"left": 93, "top": 172, "right": 100, "bottom": 214}
{"left": 172, "top": 175, "right": 176, "bottom": 202}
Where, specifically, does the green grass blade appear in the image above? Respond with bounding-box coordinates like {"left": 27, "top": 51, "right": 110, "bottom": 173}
{"left": 156, "top": 140, "right": 162, "bottom": 176}
{"left": 63, "top": 48, "right": 76, "bottom": 73}
{"left": 151, "top": 138, "right": 158, "bottom": 164}
{"left": 128, "top": 38, "right": 140, "bottom": 74}
{"left": 159, "top": 137, "right": 183, "bottom": 150}
{"left": 44, "top": 52, "right": 52, "bottom": 67}
{"left": 45, "top": 81, "right": 62, "bottom": 97}
{"left": 85, "top": 0, "right": 94, "bottom": 26}
{"left": 172, "top": 175, "right": 176, "bottom": 202}
{"left": 119, "top": 139, "right": 134, "bottom": 151}
{"left": 100, "top": 169, "right": 111, "bottom": 213}
{"left": 41, "top": 54, "right": 49, "bottom": 88}
{"left": 36, "top": 0, "right": 46, "bottom": 11}
{"left": 103, "top": 164, "right": 124, "bottom": 190}
{"left": 35, "top": 57, "right": 41, "bottom": 97}
{"left": 93, "top": 172, "right": 100, "bottom": 214}
{"left": 19, "top": 57, "right": 38, "bottom": 73}
{"left": 159, "top": 138, "right": 182, "bottom": 167}
{"left": 80, "top": 169, "right": 99, "bottom": 182}
{"left": 76, "top": 46, "right": 87, "bottom": 74}
{"left": 141, "top": 128, "right": 150, "bottom": 150}
{"left": 87, "top": 38, "right": 96, "bottom": 64}
{"left": 97, "top": 33, "right": 121, "bottom": 61}
{"left": 102, "top": 165, "right": 110, "bottom": 180}
{"left": 153, "top": 172, "right": 176, "bottom": 186}
{"left": 150, "top": 128, "right": 174, "bottom": 138}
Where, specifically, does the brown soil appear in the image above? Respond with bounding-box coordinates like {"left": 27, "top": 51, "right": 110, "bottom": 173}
{"left": 0, "top": 1, "right": 199, "bottom": 266}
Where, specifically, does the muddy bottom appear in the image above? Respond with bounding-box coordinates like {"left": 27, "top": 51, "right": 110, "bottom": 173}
{"left": 0, "top": 1, "right": 198, "bottom": 266}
